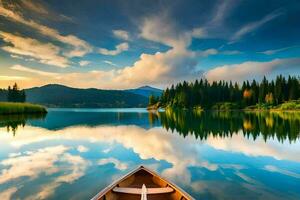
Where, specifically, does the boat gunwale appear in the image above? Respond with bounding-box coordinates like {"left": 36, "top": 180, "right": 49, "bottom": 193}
{"left": 90, "top": 165, "right": 195, "bottom": 200}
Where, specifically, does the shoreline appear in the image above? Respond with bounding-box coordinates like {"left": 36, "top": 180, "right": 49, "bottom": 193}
{"left": 147, "top": 106, "right": 300, "bottom": 112}
{"left": 0, "top": 102, "right": 47, "bottom": 115}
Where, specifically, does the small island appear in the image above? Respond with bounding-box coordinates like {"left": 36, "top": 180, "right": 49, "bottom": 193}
{"left": 0, "top": 83, "right": 47, "bottom": 114}
{"left": 148, "top": 75, "right": 300, "bottom": 111}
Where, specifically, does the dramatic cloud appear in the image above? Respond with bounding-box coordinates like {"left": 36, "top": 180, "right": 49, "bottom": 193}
{"left": 0, "top": 32, "right": 69, "bottom": 68}
{"left": 232, "top": 10, "right": 283, "bottom": 40}
{"left": 113, "top": 48, "right": 199, "bottom": 87}
{"left": 0, "top": 1, "right": 92, "bottom": 57}
{"left": 108, "top": 15, "right": 206, "bottom": 88}
{"left": 113, "top": 30, "right": 130, "bottom": 41}
{"left": 0, "top": 0, "right": 296, "bottom": 89}
{"left": 79, "top": 60, "right": 91, "bottom": 67}
{"left": 205, "top": 58, "right": 300, "bottom": 82}
{"left": 98, "top": 42, "right": 129, "bottom": 56}
{"left": 2, "top": 15, "right": 217, "bottom": 89}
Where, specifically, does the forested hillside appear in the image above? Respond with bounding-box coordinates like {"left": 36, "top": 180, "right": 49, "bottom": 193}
{"left": 153, "top": 75, "right": 300, "bottom": 109}
{"left": 25, "top": 84, "right": 149, "bottom": 108}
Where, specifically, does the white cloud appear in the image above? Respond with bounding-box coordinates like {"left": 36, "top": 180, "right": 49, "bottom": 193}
{"left": 0, "top": 145, "right": 89, "bottom": 199}
{"left": 10, "top": 54, "right": 36, "bottom": 62}
{"left": 10, "top": 57, "right": 299, "bottom": 90}
{"left": 20, "top": 0, "right": 49, "bottom": 15}
{"left": 0, "top": 31, "right": 69, "bottom": 68}
{"left": 0, "top": 145, "right": 68, "bottom": 184}
{"left": 221, "top": 50, "right": 242, "bottom": 55}
{"left": 112, "top": 48, "right": 200, "bottom": 88}
{"left": 264, "top": 165, "right": 300, "bottom": 179}
{"left": 232, "top": 10, "right": 283, "bottom": 40}
{"left": 259, "top": 45, "right": 299, "bottom": 55}
{"left": 0, "top": 187, "right": 17, "bottom": 200}
{"left": 8, "top": 152, "right": 21, "bottom": 157}
{"left": 1, "top": 123, "right": 300, "bottom": 191}
{"left": 105, "top": 15, "right": 206, "bottom": 88}
{"left": 8, "top": 64, "right": 117, "bottom": 88}
{"left": 206, "top": 132, "right": 300, "bottom": 163}
{"left": 0, "top": 2, "right": 92, "bottom": 57}
{"left": 79, "top": 60, "right": 91, "bottom": 67}
{"left": 140, "top": 15, "right": 205, "bottom": 48}
{"left": 10, "top": 54, "right": 23, "bottom": 59}
{"left": 198, "top": 48, "right": 218, "bottom": 57}
{"left": 77, "top": 145, "right": 89, "bottom": 152}
{"left": 98, "top": 42, "right": 129, "bottom": 56}
{"left": 11, "top": 65, "right": 59, "bottom": 77}
{"left": 205, "top": 58, "right": 300, "bottom": 82}
{"left": 113, "top": 30, "right": 130, "bottom": 40}
{"left": 0, "top": 125, "right": 218, "bottom": 186}
{"left": 0, "top": 75, "right": 30, "bottom": 81}
{"left": 98, "top": 158, "right": 128, "bottom": 170}
{"left": 2, "top": 15, "right": 212, "bottom": 89}
{"left": 103, "top": 60, "right": 117, "bottom": 67}
{"left": 102, "top": 147, "right": 113, "bottom": 153}
{"left": 210, "top": 0, "right": 235, "bottom": 26}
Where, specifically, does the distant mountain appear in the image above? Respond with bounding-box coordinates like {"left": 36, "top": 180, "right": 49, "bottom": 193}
{"left": 25, "top": 84, "right": 150, "bottom": 108}
{"left": 126, "top": 86, "right": 163, "bottom": 98}
{"left": 24, "top": 84, "right": 162, "bottom": 108}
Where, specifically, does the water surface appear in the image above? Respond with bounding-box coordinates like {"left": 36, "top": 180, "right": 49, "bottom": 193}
{"left": 0, "top": 108, "right": 299, "bottom": 200}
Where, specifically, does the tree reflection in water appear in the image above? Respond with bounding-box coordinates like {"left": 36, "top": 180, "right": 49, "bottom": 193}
{"left": 0, "top": 114, "right": 46, "bottom": 136}
{"left": 151, "top": 109, "right": 300, "bottom": 143}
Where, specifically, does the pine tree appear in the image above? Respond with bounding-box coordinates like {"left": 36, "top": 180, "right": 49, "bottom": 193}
{"left": 7, "top": 83, "right": 26, "bottom": 102}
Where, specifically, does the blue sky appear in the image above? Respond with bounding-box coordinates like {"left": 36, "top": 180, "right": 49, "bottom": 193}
{"left": 0, "top": 0, "right": 299, "bottom": 89}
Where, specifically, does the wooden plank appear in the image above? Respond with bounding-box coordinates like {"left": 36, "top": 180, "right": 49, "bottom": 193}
{"left": 141, "top": 184, "right": 147, "bottom": 200}
{"left": 113, "top": 186, "right": 174, "bottom": 194}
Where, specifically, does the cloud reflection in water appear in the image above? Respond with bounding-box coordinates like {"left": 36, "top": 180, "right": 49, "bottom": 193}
{"left": 0, "top": 119, "right": 299, "bottom": 199}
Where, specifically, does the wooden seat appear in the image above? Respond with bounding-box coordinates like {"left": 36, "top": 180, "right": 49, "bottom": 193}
{"left": 112, "top": 186, "right": 174, "bottom": 194}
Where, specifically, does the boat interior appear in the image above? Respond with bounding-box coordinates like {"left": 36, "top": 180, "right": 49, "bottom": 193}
{"left": 94, "top": 167, "right": 191, "bottom": 200}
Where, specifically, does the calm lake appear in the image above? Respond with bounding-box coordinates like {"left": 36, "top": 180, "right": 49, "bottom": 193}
{"left": 0, "top": 108, "right": 300, "bottom": 200}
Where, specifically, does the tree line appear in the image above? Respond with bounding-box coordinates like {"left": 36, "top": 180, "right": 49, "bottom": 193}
{"left": 154, "top": 109, "right": 300, "bottom": 142}
{"left": 0, "top": 83, "right": 26, "bottom": 102}
{"left": 149, "top": 75, "right": 300, "bottom": 108}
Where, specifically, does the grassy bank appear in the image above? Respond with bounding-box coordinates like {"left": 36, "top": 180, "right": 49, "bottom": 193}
{"left": 0, "top": 102, "right": 47, "bottom": 114}
{"left": 151, "top": 100, "right": 300, "bottom": 112}
{"left": 245, "top": 100, "right": 300, "bottom": 111}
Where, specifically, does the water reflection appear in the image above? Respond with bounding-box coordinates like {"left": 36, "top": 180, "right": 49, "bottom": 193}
{"left": 156, "top": 110, "right": 300, "bottom": 142}
{"left": 0, "top": 109, "right": 299, "bottom": 200}
{"left": 0, "top": 114, "right": 46, "bottom": 136}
